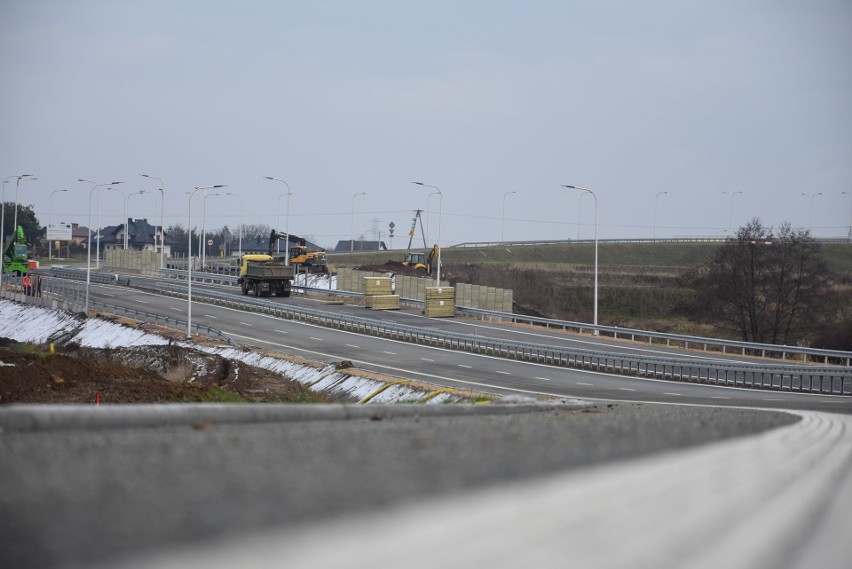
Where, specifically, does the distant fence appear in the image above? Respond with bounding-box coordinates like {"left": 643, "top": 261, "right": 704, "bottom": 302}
{"left": 336, "top": 268, "right": 512, "bottom": 312}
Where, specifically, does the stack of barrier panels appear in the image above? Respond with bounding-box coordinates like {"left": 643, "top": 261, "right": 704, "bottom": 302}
{"left": 425, "top": 286, "right": 455, "bottom": 318}
{"left": 369, "top": 294, "right": 400, "bottom": 310}
{"left": 362, "top": 276, "right": 397, "bottom": 309}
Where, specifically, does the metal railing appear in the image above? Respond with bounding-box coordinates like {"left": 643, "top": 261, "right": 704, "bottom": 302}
{"left": 50, "top": 266, "right": 852, "bottom": 367}
{"left": 456, "top": 307, "right": 852, "bottom": 367}
{"left": 152, "top": 281, "right": 852, "bottom": 395}
{"left": 1, "top": 276, "right": 235, "bottom": 346}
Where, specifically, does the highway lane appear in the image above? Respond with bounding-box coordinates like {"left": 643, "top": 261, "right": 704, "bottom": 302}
{"left": 139, "top": 275, "right": 838, "bottom": 368}
{"left": 86, "top": 281, "right": 852, "bottom": 413}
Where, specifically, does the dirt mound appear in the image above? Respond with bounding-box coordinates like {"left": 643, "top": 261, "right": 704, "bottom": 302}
{"left": 0, "top": 341, "right": 323, "bottom": 405}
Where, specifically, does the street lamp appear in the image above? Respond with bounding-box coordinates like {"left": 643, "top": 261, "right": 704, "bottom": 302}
{"left": 842, "top": 191, "right": 852, "bottom": 244}
{"left": 351, "top": 192, "right": 366, "bottom": 252}
{"left": 722, "top": 191, "right": 743, "bottom": 233}
{"left": 107, "top": 186, "right": 130, "bottom": 250}
{"left": 653, "top": 191, "right": 668, "bottom": 241}
{"left": 128, "top": 190, "right": 155, "bottom": 252}
{"left": 187, "top": 185, "right": 226, "bottom": 339}
{"left": 226, "top": 192, "right": 243, "bottom": 259}
{"left": 577, "top": 192, "right": 586, "bottom": 240}
{"left": 412, "top": 182, "right": 442, "bottom": 286}
{"left": 803, "top": 192, "right": 822, "bottom": 232}
{"left": 201, "top": 191, "right": 220, "bottom": 269}
{"left": 141, "top": 174, "right": 166, "bottom": 268}
{"left": 563, "top": 184, "right": 599, "bottom": 333}
{"left": 425, "top": 191, "right": 440, "bottom": 246}
{"left": 265, "top": 177, "right": 292, "bottom": 262}
{"left": 502, "top": 191, "right": 516, "bottom": 243}
{"left": 11, "top": 175, "right": 37, "bottom": 242}
{"left": 80, "top": 180, "right": 123, "bottom": 313}
{"left": 48, "top": 189, "right": 68, "bottom": 261}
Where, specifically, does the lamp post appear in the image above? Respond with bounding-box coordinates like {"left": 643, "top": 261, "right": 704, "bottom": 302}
{"left": 81, "top": 178, "right": 124, "bottom": 268}
{"left": 141, "top": 174, "right": 166, "bottom": 268}
{"left": 653, "top": 191, "right": 668, "bottom": 241}
{"left": 563, "top": 185, "right": 599, "bottom": 333}
{"left": 412, "top": 182, "right": 442, "bottom": 286}
{"left": 265, "top": 177, "right": 292, "bottom": 261}
{"left": 201, "top": 191, "right": 220, "bottom": 269}
{"left": 722, "top": 191, "right": 743, "bottom": 233}
{"left": 807, "top": 192, "right": 822, "bottom": 232}
{"left": 12, "top": 175, "right": 37, "bottom": 242}
{"left": 48, "top": 189, "right": 68, "bottom": 260}
{"left": 502, "top": 191, "right": 516, "bottom": 243}
{"left": 350, "top": 192, "right": 366, "bottom": 252}
{"left": 1, "top": 175, "right": 34, "bottom": 293}
{"left": 842, "top": 191, "right": 852, "bottom": 243}
{"left": 577, "top": 192, "right": 586, "bottom": 240}
{"left": 226, "top": 192, "right": 243, "bottom": 259}
{"left": 81, "top": 180, "right": 123, "bottom": 313}
{"left": 128, "top": 190, "right": 154, "bottom": 251}
{"left": 107, "top": 186, "right": 130, "bottom": 250}
{"left": 187, "top": 184, "right": 226, "bottom": 339}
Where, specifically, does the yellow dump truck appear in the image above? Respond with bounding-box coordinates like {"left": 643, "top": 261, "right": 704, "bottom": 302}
{"left": 238, "top": 254, "right": 295, "bottom": 297}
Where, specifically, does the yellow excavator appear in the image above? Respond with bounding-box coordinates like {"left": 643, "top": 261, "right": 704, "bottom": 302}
{"left": 268, "top": 230, "right": 328, "bottom": 273}
{"left": 403, "top": 244, "right": 438, "bottom": 274}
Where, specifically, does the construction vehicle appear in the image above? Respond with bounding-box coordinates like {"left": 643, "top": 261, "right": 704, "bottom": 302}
{"left": 269, "top": 229, "right": 328, "bottom": 273}
{"left": 237, "top": 254, "right": 295, "bottom": 297}
{"left": 3, "top": 225, "right": 30, "bottom": 276}
{"left": 403, "top": 244, "right": 439, "bottom": 274}
{"left": 288, "top": 245, "right": 328, "bottom": 273}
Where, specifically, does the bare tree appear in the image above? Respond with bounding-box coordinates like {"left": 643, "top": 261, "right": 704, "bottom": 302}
{"left": 691, "top": 218, "right": 831, "bottom": 345}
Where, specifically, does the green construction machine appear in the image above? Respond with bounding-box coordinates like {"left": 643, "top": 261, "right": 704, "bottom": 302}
{"left": 3, "top": 225, "right": 30, "bottom": 276}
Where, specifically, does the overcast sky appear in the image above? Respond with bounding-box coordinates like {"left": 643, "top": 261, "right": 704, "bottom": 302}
{"left": 2, "top": 0, "right": 851, "bottom": 249}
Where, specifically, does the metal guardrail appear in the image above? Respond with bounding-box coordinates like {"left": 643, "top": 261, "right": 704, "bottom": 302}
{"left": 86, "top": 299, "right": 236, "bottom": 346}
{"left": 158, "top": 268, "right": 239, "bottom": 286}
{"left": 456, "top": 307, "right": 852, "bottom": 367}
{"left": 49, "top": 266, "right": 130, "bottom": 285}
{"left": 153, "top": 281, "right": 852, "bottom": 395}
{"left": 51, "top": 266, "right": 851, "bottom": 367}
{"left": 450, "top": 237, "right": 852, "bottom": 248}
{"left": 3, "top": 276, "right": 235, "bottom": 346}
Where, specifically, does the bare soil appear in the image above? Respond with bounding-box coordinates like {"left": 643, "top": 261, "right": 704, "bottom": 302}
{"left": 0, "top": 339, "right": 324, "bottom": 405}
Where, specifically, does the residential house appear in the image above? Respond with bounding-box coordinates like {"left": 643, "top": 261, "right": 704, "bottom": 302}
{"left": 98, "top": 218, "right": 175, "bottom": 256}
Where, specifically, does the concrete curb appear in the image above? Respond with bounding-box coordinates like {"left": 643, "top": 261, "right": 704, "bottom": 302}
{"left": 0, "top": 400, "right": 591, "bottom": 433}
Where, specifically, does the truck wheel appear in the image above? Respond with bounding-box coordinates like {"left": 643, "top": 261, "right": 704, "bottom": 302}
{"left": 241, "top": 282, "right": 248, "bottom": 295}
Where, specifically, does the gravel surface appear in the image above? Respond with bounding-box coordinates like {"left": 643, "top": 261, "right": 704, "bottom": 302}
{"left": 0, "top": 402, "right": 797, "bottom": 568}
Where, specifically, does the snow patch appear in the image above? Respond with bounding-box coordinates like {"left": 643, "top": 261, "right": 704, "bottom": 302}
{"left": 0, "top": 299, "right": 466, "bottom": 404}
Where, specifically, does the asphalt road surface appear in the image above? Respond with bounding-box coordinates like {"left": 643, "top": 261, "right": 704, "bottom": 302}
{"left": 86, "top": 280, "right": 852, "bottom": 413}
